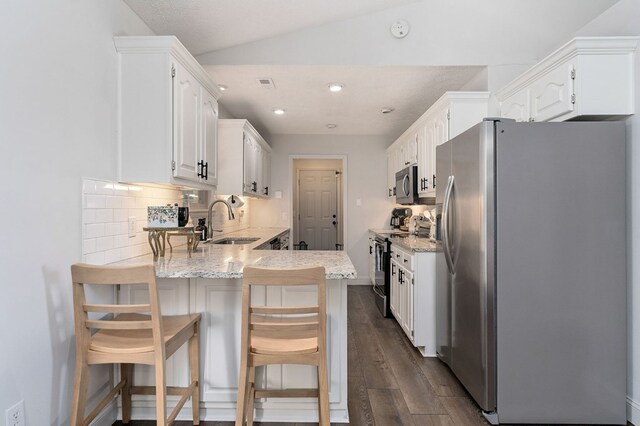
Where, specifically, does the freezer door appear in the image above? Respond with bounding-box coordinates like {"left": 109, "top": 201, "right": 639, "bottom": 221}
{"left": 435, "top": 141, "right": 452, "bottom": 364}
{"left": 449, "top": 121, "right": 496, "bottom": 412}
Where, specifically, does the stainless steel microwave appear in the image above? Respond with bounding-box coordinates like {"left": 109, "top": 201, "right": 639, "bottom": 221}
{"left": 395, "top": 165, "right": 418, "bottom": 205}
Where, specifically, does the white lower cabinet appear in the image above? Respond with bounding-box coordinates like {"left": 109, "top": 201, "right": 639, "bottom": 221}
{"left": 389, "top": 244, "right": 436, "bottom": 357}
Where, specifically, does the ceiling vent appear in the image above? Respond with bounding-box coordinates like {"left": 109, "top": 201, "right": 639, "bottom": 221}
{"left": 256, "top": 78, "right": 276, "bottom": 89}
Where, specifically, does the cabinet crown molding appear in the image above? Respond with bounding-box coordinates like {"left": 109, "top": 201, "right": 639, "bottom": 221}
{"left": 497, "top": 36, "right": 639, "bottom": 99}
{"left": 114, "top": 36, "right": 223, "bottom": 100}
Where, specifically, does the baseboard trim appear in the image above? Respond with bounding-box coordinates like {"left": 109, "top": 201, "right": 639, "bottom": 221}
{"left": 628, "top": 396, "right": 640, "bottom": 425}
{"left": 348, "top": 278, "right": 371, "bottom": 286}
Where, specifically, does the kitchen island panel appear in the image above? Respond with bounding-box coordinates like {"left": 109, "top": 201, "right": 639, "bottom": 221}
{"left": 193, "top": 277, "right": 348, "bottom": 422}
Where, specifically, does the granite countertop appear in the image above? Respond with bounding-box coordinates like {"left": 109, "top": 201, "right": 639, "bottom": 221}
{"left": 369, "top": 228, "right": 439, "bottom": 253}
{"left": 113, "top": 227, "right": 357, "bottom": 280}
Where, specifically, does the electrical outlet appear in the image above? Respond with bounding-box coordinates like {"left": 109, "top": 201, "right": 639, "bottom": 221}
{"left": 128, "top": 216, "right": 136, "bottom": 238}
{"left": 6, "top": 400, "right": 24, "bottom": 426}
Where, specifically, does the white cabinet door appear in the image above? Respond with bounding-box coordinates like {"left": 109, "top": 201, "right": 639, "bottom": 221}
{"left": 390, "top": 259, "right": 401, "bottom": 323}
{"left": 433, "top": 108, "right": 449, "bottom": 147}
{"left": 201, "top": 87, "right": 218, "bottom": 185}
{"left": 500, "top": 89, "right": 530, "bottom": 122}
{"left": 243, "top": 133, "right": 257, "bottom": 193}
{"left": 401, "top": 268, "right": 414, "bottom": 343}
{"left": 530, "top": 63, "right": 575, "bottom": 122}
{"left": 417, "top": 123, "right": 435, "bottom": 197}
{"left": 261, "top": 148, "right": 271, "bottom": 197}
{"left": 387, "top": 150, "right": 397, "bottom": 198}
{"left": 173, "top": 62, "right": 201, "bottom": 182}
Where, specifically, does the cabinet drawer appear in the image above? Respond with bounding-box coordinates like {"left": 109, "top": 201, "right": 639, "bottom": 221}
{"left": 401, "top": 251, "right": 414, "bottom": 271}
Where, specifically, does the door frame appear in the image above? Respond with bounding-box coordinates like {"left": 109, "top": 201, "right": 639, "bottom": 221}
{"left": 289, "top": 155, "right": 348, "bottom": 251}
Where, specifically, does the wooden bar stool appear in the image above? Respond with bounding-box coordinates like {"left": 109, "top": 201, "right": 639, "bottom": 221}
{"left": 236, "top": 266, "right": 330, "bottom": 426}
{"left": 69, "top": 263, "right": 201, "bottom": 426}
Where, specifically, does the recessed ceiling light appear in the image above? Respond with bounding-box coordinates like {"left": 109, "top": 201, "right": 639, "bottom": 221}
{"left": 218, "top": 84, "right": 228, "bottom": 91}
{"left": 381, "top": 107, "right": 395, "bottom": 114}
{"left": 328, "top": 83, "right": 344, "bottom": 92}
{"left": 273, "top": 108, "right": 286, "bottom": 115}
{"left": 326, "top": 124, "right": 337, "bottom": 129}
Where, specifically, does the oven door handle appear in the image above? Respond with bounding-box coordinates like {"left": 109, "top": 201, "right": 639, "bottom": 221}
{"left": 372, "top": 284, "right": 386, "bottom": 299}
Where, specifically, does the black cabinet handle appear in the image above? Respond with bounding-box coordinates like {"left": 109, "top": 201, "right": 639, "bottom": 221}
{"left": 393, "top": 187, "right": 396, "bottom": 196}
{"left": 399, "top": 269, "right": 404, "bottom": 284}
{"left": 370, "top": 246, "right": 373, "bottom": 254}
{"left": 197, "top": 160, "right": 204, "bottom": 178}
{"left": 264, "top": 186, "right": 269, "bottom": 196}
{"left": 252, "top": 181, "right": 257, "bottom": 192}
{"left": 332, "top": 221, "right": 337, "bottom": 225}
{"left": 392, "top": 264, "right": 396, "bottom": 275}
{"left": 404, "top": 259, "right": 408, "bottom": 263}
{"left": 204, "top": 162, "right": 208, "bottom": 180}
{"left": 433, "top": 174, "right": 436, "bottom": 188}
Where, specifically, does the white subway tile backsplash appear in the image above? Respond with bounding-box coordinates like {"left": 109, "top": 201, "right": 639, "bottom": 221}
{"left": 105, "top": 196, "right": 122, "bottom": 208}
{"left": 83, "top": 238, "right": 96, "bottom": 254}
{"left": 85, "top": 223, "right": 105, "bottom": 238}
{"left": 81, "top": 178, "right": 185, "bottom": 265}
{"left": 95, "top": 181, "right": 115, "bottom": 195}
{"left": 85, "top": 194, "right": 106, "bottom": 208}
{"left": 96, "top": 236, "right": 115, "bottom": 252}
{"left": 113, "top": 209, "right": 128, "bottom": 222}
{"left": 105, "top": 222, "right": 120, "bottom": 236}
{"left": 83, "top": 209, "right": 96, "bottom": 224}
{"left": 122, "top": 197, "right": 136, "bottom": 209}
{"left": 85, "top": 251, "right": 105, "bottom": 264}
{"left": 95, "top": 209, "right": 113, "bottom": 223}
{"left": 104, "top": 248, "right": 122, "bottom": 264}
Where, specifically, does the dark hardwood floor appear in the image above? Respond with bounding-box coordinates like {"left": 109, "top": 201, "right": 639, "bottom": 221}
{"left": 113, "top": 285, "right": 489, "bottom": 426}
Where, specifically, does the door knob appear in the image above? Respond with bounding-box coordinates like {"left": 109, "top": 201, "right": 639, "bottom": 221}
{"left": 332, "top": 214, "right": 336, "bottom": 218}
{"left": 332, "top": 221, "right": 337, "bottom": 225}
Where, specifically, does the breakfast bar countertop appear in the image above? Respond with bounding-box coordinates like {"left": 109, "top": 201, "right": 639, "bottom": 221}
{"left": 113, "top": 227, "right": 357, "bottom": 280}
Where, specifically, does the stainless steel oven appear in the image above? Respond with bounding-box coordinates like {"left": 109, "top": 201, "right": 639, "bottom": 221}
{"left": 372, "top": 236, "right": 391, "bottom": 317}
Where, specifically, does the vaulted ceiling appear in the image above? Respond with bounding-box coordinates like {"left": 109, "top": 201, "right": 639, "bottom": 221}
{"left": 123, "top": 0, "right": 618, "bottom": 139}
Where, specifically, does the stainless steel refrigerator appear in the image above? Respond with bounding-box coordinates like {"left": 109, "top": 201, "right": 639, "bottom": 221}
{"left": 435, "top": 118, "right": 627, "bottom": 425}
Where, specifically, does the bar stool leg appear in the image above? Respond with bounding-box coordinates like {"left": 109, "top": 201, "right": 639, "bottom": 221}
{"left": 189, "top": 324, "right": 201, "bottom": 425}
{"left": 246, "top": 366, "right": 256, "bottom": 426}
{"left": 235, "top": 356, "right": 249, "bottom": 425}
{"left": 121, "top": 363, "right": 133, "bottom": 423}
{"left": 70, "top": 361, "right": 89, "bottom": 426}
{"left": 318, "top": 355, "right": 330, "bottom": 426}
{"left": 155, "top": 359, "right": 167, "bottom": 426}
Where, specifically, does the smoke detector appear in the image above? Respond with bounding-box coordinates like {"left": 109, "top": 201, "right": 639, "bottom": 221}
{"left": 390, "top": 20, "right": 410, "bottom": 39}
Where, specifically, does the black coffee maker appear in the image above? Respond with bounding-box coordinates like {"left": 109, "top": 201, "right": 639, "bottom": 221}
{"left": 390, "top": 207, "right": 412, "bottom": 229}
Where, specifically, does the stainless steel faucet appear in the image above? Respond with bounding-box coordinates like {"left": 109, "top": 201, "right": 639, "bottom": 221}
{"left": 207, "top": 199, "right": 235, "bottom": 239}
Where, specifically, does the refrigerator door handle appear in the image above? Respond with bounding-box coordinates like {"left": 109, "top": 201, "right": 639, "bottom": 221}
{"left": 442, "top": 175, "right": 455, "bottom": 274}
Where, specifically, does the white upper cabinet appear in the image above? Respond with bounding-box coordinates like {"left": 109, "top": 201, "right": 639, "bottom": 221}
{"left": 498, "top": 37, "right": 639, "bottom": 122}
{"left": 389, "top": 92, "right": 489, "bottom": 199}
{"left": 114, "top": 36, "right": 222, "bottom": 189}
{"left": 217, "top": 119, "right": 272, "bottom": 199}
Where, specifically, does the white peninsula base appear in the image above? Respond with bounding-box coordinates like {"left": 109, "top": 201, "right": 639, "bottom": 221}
{"left": 119, "top": 276, "right": 349, "bottom": 423}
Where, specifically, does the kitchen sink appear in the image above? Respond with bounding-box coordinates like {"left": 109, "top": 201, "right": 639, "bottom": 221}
{"left": 207, "top": 237, "right": 260, "bottom": 245}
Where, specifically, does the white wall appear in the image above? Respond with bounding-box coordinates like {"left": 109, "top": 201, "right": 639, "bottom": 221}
{"left": 250, "top": 135, "right": 393, "bottom": 284}
{"left": 0, "top": 1, "right": 153, "bottom": 424}
{"left": 570, "top": 1, "right": 640, "bottom": 421}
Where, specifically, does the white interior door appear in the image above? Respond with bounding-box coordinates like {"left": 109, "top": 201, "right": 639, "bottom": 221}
{"left": 298, "top": 170, "right": 337, "bottom": 250}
